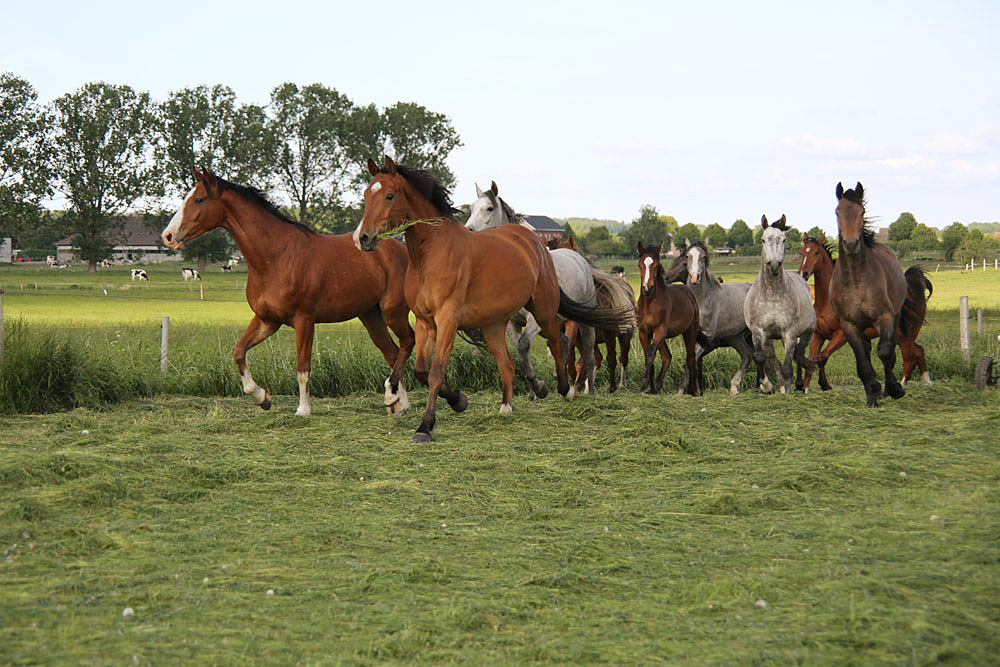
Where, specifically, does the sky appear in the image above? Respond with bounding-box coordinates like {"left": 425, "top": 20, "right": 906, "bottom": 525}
{"left": 2, "top": 0, "right": 998, "bottom": 235}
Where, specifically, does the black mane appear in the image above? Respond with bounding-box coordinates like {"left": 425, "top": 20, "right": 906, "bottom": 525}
{"left": 805, "top": 235, "right": 837, "bottom": 264}
{"left": 840, "top": 186, "right": 877, "bottom": 247}
{"left": 485, "top": 191, "right": 522, "bottom": 225}
{"left": 383, "top": 164, "right": 461, "bottom": 219}
{"left": 215, "top": 176, "right": 314, "bottom": 235}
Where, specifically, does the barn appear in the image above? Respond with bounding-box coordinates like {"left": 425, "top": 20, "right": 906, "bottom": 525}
{"left": 55, "top": 216, "right": 178, "bottom": 263}
{"left": 521, "top": 215, "right": 565, "bottom": 245}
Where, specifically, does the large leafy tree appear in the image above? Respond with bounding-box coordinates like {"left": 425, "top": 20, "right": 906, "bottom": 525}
{"left": 50, "top": 82, "right": 160, "bottom": 271}
{"left": 703, "top": 223, "right": 728, "bottom": 247}
{"left": 677, "top": 222, "right": 702, "bottom": 245}
{"left": 0, "top": 72, "right": 55, "bottom": 253}
{"left": 158, "top": 85, "right": 270, "bottom": 270}
{"left": 380, "top": 102, "right": 462, "bottom": 188}
{"left": 909, "top": 224, "right": 941, "bottom": 252}
{"left": 941, "top": 222, "right": 966, "bottom": 260}
{"left": 622, "top": 204, "right": 671, "bottom": 251}
{"left": 888, "top": 211, "right": 917, "bottom": 241}
{"left": 727, "top": 219, "right": 753, "bottom": 247}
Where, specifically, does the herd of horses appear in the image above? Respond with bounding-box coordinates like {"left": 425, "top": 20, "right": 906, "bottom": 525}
{"left": 160, "top": 160, "right": 932, "bottom": 442}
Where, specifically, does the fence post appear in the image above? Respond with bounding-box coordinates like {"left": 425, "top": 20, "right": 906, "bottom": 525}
{"left": 978, "top": 309, "right": 983, "bottom": 335}
{"left": 0, "top": 288, "right": 5, "bottom": 369}
{"left": 959, "top": 296, "right": 970, "bottom": 363}
{"left": 200, "top": 283, "right": 204, "bottom": 300}
{"left": 160, "top": 316, "right": 169, "bottom": 372}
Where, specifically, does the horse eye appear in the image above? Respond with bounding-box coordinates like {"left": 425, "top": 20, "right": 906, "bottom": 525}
{"left": 386, "top": 193, "right": 394, "bottom": 201}
{"left": 487, "top": 207, "right": 494, "bottom": 212}
{"left": 194, "top": 198, "right": 204, "bottom": 205}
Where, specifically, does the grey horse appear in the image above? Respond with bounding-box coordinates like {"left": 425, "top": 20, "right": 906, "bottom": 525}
{"left": 665, "top": 241, "right": 773, "bottom": 395}
{"left": 744, "top": 215, "right": 817, "bottom": 394}
{"left": 466, "top": 181, "right": 634, "bottom": 398}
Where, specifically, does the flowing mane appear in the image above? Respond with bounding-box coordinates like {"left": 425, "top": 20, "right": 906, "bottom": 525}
{"left": 492, "top": 192, "right": 522, "bottom": 225}
{"left": 805, "top": 235, "right": 837, "bottom": 265}
{"left": 840, "top": 185, "right": 877, "bottom": 247}
{"left": 379, "top": 164, "right": 461, "bottom": 219}
{"left": 215, "top": 176, "right": 315, "bottom": 235}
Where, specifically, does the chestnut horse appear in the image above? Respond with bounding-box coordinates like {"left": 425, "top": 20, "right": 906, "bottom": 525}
{"left": 830, "top": 182, "right": 917, "bottom": 407}
{"left": 636, "top": 243, "right": 701, "bottom": 395}
{"left": 354, "top": 157, "right": 628, "bottom": 442}
{"left": 798, "top": 233, "right": 931, "bottom": 391}
{"left": 161, "top": 169, "right": 414, "bottom": 417}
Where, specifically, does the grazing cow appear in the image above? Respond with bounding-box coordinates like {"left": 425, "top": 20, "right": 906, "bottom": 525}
{"left": 98, "top": 259, "right": 111, "bottom": 268}
{"left": 220, "top": 264, "right": 232, "bottom": 272}
{"left": 57, "top": 263, "right": 70, "bottom": 269}
{"left": 131, "top": 269, "right": 148, "bottom": 281}
{"left": 611, "top": 265, "right": 625, "bottom": 277}
{"left": 181, "top": 267, "right": 201, "bottom": 281}
{"left": 46, "top": 255, "right": 57, "bottom": 266}
{"left": 227, "top": 258, "right": 239, "bottom": 267}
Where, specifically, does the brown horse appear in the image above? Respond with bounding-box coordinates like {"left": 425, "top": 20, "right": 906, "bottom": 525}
{"left": 161, "top": 168, "right": 414, "bottom": 417}
{"left": 353, "top": 157, "right": 628, "bottom": 442}
{"left": 798, "top": 233, "right": 932, "bottom": 391}
{"left": 636, "top": 243, "right": 702, "bottom": 395}
{"left": 829, "top": 182, "right": 916, "bottom": 407}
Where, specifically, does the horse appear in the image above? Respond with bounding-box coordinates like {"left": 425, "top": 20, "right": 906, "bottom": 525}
{"left": 798, "top": 233, "right": 932, "bottom": 391}
{"left": 664, "top": 241, "right": 773, "bottom": 395}
{"left": 743, "top": 215, "right": 816, "bottom": 394}
{"left": 161, "top": 168, "right": 414, "bottom": 418}
{"left": 465, "top": 180, "right": 635, "bottom": 397}
{"left": 829, "top": 182, "right": 917, "bottom": 407}
{"left": 636, "top": 243, "right": 701, "bottom": 394}
{"left": 353, "top": 157, "right": 629, "bottom": 442}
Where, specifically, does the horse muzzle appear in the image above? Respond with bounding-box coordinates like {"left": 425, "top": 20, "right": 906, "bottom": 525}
{"left": 161, "top": 231, "right": 183, "bottom": 250}
{"left": 841, "top": 238, "right": 861, "bottom": 255}
{"left": 767, "top": 261, "right": 782, "bottom": 275}
{"left": 688, "top": 272, "right": 699, "bottom": 285}
{"left": 353, "top": 230, "right": 378, "bottom": 252}
{"left": 641, "top": 285, "right": 652, "bottom": 297}
{"left": 800, "top": 270, "right": 811, "bottom": 281}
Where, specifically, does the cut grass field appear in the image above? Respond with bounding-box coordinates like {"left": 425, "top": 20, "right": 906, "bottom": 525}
{"left": 1, "top": 383, "right": 998, "bottom": 663}
{"left": 1, "top": 261, "right": 999, "bottom": 662}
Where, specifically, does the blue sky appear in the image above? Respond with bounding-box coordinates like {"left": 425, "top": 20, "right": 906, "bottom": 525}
{"left": 3, "top": 0, "right": 997, "bottom": 234}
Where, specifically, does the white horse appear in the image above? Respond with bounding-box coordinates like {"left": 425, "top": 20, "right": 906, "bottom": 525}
{"left": 744, "top": 215, "right": 817, "bottom": 394}
{"left": 466, "top": 181, "right": 634, "bottom": 398}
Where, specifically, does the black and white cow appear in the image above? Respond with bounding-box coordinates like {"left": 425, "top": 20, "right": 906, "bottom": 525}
{"left": 611, "top": 265, "right": 626, "bottom": 278}
{"left": 181, "top": 267, "right": 201, "bottom": 281}
{"left": 220, "top": 265, "right": 232, "bottom": 272}
{"left": 131, "top": 269, "right": 148, "bottom": 281}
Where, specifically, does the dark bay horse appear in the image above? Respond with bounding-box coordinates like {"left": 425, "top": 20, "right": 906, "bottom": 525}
{"left": 798, "top": 233, "right": 932, "bottom": 391}
{"left": 636, "top": 243, "right": 701, "bottom": 395}
{"left": 353, "top": 157, "right": 628, "bottom": 442}
{"left": 829, "top": 182, "right": 917, "bottom": 407}
{"left": 161, "top": 168, "right": 414, "bottom": 417}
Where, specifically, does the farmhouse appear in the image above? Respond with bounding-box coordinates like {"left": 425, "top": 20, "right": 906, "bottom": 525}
{"left": 521, "top": 215, "right": 564, "bottom": 245}
{"left": 55, "top": 216, "right": 177, "bottom": 263}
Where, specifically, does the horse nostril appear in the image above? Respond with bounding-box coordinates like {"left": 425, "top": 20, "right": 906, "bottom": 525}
{"left": 165, "top": 233, "right": 172, "bottom": 242}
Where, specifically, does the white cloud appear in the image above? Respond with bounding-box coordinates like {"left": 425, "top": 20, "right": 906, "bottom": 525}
{"left": 782, "top": 135, "right": 866, "bottom": 157}
{"left": 925, "top": 134, "right": 979, "bottom": 155}
{"left": 876, "top": 153, "right": 936, "bottom": 170}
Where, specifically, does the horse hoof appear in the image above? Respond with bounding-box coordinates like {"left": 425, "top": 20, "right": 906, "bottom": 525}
{"left": 535, "top": 383, "right": 549, "bottom": 400}
{"left": 795, "top": 381, "right": 805, "bottom": 392}
{"left": 448, "top": 392, "right": 468, "bottom": 413}
{"left": 260, "top": 396, "right": 272, "bottom": 410}
{"left": 887, "top": 384, "right": 905, "bottom": 400}
{"left": 412, "top": 431, "right": 433, "bottom": 443}
{"left": 499, "top": 403, "right": 513, "bottom": 416}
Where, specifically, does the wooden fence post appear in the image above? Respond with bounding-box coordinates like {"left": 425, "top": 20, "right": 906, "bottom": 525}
{"left": 959, "top": 296, "right": 970, "bottom": 363}
{"left": 200, "top": 283, "right": 204, "bottom": 300}
{"left": 0, "top": 288, "right": 5, "bottom": 369}
{"left": 978, "top": 309, "right": 983, "bottom": 335}
{"left": 160, "top": 316, "right": 169, "bottom": 372}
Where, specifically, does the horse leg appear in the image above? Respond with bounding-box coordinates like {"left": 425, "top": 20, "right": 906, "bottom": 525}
{"left": 841, "top": 321, "right": 881, "bottom": 407}
{"left": 655, "top": 333, "right": 671, "bottom": 394}
{"left": 877, "top": 315, "right": 905, "bottom": 400}
{"left": 899, "top": 334, "right": 930, "bottom": 387}
{"left": 682, "top": 326, "right": 700, "bottom": 396}
{"left": 514, "top": 315, "right": 548, "bottom": 400}
{"left": 413, "top": 312, "right": 465, "bottom": 443}
{"left": 618, "top": 331, "right": 631, "bottom": 390}
{"left": 749, "top": 327, "right": 775, "bottom": 394}
{"left": 482, "top": 323, "right": 516, "bottom": 415}
{"left": 412, "top": 319, "right": 433, "bottom": 387}
{"left": 536, "top": 318, "right": 572, "bottom": 400}
{"left": 233, "top": 315, "right": 281, "bottom": 410}
{"left": 779, "top": 330, "right": 799, "bottom": 395}
{"left": 803, "top": 332, "right": 823, "bottom": 392}
{"left": 639, "top": 329, "right": 653, "bottom": 393}
{"left": 605, "top": 332, "right": 619, "bottom": 393}
{"left": 578, "top": 324, "right": 597, "bottom": 396}
{"left": 359, "top": 306, "right": 409, "bottom": 416}
{"left": 293, "top": 315, "right": 315, "bottom": 416}
{"left": 727, "top": 335, "right": 753, "bottom": 396}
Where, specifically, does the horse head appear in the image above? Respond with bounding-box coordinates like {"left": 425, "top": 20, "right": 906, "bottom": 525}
{"left": 760, "top": 214, "right": 788, "bottom": 276}
{"left": 161, "top": 168, "right": 226, "bottom": 249}
{"left": 637, "top": 242, "right": 663, "bottom": 296}
{"left": 798, "top": 232, "right": 827, "bottom": 281}
{"left": 466, "top": 180, "right": 504, "bottom": 232}
{"left": 685, "top": 240, "right": 710, "bottom": 285}
{"left": 835, "top": 181, "right": 867, "bottom": 255}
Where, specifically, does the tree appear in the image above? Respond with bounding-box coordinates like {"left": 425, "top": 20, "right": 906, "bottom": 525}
{"left": 580, "top": 225, "right": 624, "bottom": 255}
{"left": 909, "top": 224, "right": 941, "bottom": 252}
{"left": 621, "top": 204, "right": 670, "bottom": 251}
{"left": 158, "top": 85, "right": 269, "bottom": 270}
{"left": 676, "top": 222, "right": 702, "bottom": 245}
{"left": 50, "top": 82, "right": 159, "bottom": 271}
{"left": 728, "top": 219, "right": 752, "bottom": 247}
{"left": 380, "top": 102, "right": 462, "bottom": 188}
{"left": 657, "top": 215, "right": 679, "bottom": 239}
{"left": 703, "top": 223, "right": 727, "bottom": 248}
{"left": 941, "top": 222, "right": 966, "bottom": 260}
{"left": 267, "top": 82, "right": 370, "bottom": 230}
{"left": 0, "top": 73, "right": 54, "bottom": 252}
{"left": 805, "top": 225, "right": 824, "bottom": 240}
{"left": 888, "top": 212, "right": 917, "bottom": 241}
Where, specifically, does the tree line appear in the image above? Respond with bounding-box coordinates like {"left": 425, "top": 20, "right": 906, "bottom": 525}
{"left": 0, "top": 73, "right": 462, "bottom": 271}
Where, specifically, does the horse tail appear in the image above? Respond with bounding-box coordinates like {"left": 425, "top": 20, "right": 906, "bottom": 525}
{"left": 899, "top": 265, "right": 931, "bottom": 339}
{"left": 590, "top": 267, "right": 637, "bottom": 332}
{"left": 558, "top": 288, "right": 634, "bottom": 334}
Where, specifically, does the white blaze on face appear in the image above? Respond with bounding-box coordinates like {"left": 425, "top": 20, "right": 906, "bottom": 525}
{"left": 369, "top": 181, "right": 382, "bottom": 194}
{"left": 643, "top": 256, "right": 654, "bottom": 288}
{"left": 688, "top": 247, "right": 703, "bottom": 283}
{"left": 162, "top": 188, "right": 196, "bottom": 248}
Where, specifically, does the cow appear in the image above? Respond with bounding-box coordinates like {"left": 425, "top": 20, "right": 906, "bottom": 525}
{"left": 131, "top": 269, "right": 148, "bottom": 281}
{"left": 46, "top": 255, "right": 57, "bottom": 266}
{"left": 181, "top": 267, "right": 201, "bottom": 281}
{"left": 98, "top": 259, "right": 111, "bottom": 268}
{"left": 227, "top": 258, "right": 239, "bottom": 267}
{"left": 220, "top": 265, "right": 232, "bottom": 272}
{"left": 611, "top": 265, "right": 626, "bottom": 277}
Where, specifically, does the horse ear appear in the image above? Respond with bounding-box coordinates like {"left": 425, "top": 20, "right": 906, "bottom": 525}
{"left": 855, "top": 182, "right": 864, "bottom": 199}
{"left": 836, "top": 182, "right": 844, "bottom": 200}
{"left": 201, "top": 168, "right": 218, "bottom": 196}
{"left": 761, "top": 215, "right": 769, "bottom": 229}
{"left": 367, "top": 158, "right": 379, "bottom": 176}
{"left": 192, "top": 167, "right": 204, "bottom": 182}
{"left": 655, "top": 242, "right": 663, "bottom": 255}
{"left": 475, "top": 183, "right": 484, "bottom": 198}
{"left": 490, "top": 180, "right": 498, "bottom": 196}
{"left": 684, "top": 238, "right": 691, "bottom": 248}
{"left": 637, "top": 241, "right": 645, "bottom": 254}
{"left": 383, "top": 155, "right": 397, "bottom": 174}
{"left": 779, "top": 214, "right": 786, "bottom": 226}
{"left": 802, "top": 232, "right": 808, "bottom": 242}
